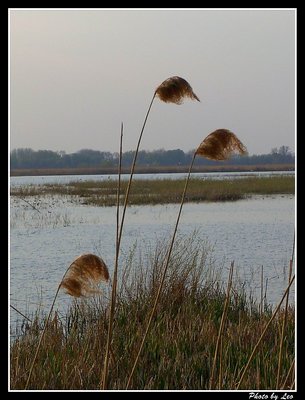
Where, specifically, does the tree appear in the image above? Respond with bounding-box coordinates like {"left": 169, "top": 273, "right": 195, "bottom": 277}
{"left": 10, "top": 146, "right": 295, "bottom": 170}
{"left": 279, "top": 145, "right": 290, "bottom": 156}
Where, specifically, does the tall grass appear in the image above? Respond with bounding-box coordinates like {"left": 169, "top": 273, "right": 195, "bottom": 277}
{"left": 10, "top": 176, "right": 295, "bottom": 207}
{"left": 209, "top": 261, "right": 234, "bottom": 389}
{"left": 276, "top": 232, "right": 295, "bottom": 389}
{"left": 236, "top": 274, "right": 295, "bottom": 389}
{"left": 101, "top": 123, "right": 123, "bottom": 389}
{"left": 102, "top": 76, "right": 200, "bottom": 388}
{"left": 10, "top": 234, "right": 295, "bottom": 390}
{"left": 24, "top": 254, "right": 109, "bottom": 389}
{"left": 126, "top": 130, "right": 248, "bottom": 386}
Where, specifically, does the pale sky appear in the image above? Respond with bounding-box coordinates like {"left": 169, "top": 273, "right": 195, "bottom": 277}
{"left": 9, "top": 8, "right": 296, "bottom": 155}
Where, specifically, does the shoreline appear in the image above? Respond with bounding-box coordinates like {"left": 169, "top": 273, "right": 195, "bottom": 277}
{"left": 10, "top": 163, "right": 295, "bottom": 177}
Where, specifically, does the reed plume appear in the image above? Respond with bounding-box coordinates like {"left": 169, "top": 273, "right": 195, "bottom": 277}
{"left": 155, "top": 76, "right": 200, "bottom": 104}
{"left": 196, "top": 129, "right": 247, "bottom": 160}
{"left": 102, "top": 76, "right": 199, "bottom": 389}
{"left": 126, "top": 129, "right": 246, "bottom": 389}
{"left": 60, "top": 254, "right": 109, "bottom": 297}
{"left": 25, "top": 253, "right": 108, "bottom": 389}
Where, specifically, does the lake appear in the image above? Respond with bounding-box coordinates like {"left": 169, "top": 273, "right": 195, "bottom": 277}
{"left": 9, "top": 172, "right": 295, "bottom": 338}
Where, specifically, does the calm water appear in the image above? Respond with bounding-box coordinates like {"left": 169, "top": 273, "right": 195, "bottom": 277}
{"left": 9, "top": 173, "right": 295, "bottom": 337}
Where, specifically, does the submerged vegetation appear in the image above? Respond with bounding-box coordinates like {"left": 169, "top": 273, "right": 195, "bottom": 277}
{"left": 10, "top": 235, "right": 295, "bottom": 390}
{"left": 10, "top": 176, "right": 294, "bottom": 207}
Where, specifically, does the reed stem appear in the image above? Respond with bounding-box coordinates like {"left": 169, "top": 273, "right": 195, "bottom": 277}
{"left": 236, "top": 274, "right": 295, "bottom": 390}
{"left": 10, "top": 305, "right": 32, "bottom": 323}
{"left": 260, "top": 265, "right": 264, "bottom": 316}
{"left": 101, "top": 123, "right": 123, "bottom": 389}
{"left": 281, "top": 357, "right": 295, "bottom": 389}
{"left": 24, "top": 271, "right": 68, "bottom": 389}
{"left": 209, "top": 261, "right": 234, "bottom": 390}
{"left": 126, "top": 152, "right": 196, "bottom": 389}
{"left": 102, "top": 94, "right": 156, "bottom": 389}
{"left": 117, "top": 93, "right": 156, "bottom": 250}
{"left": 276, "top": 232, "right": 295, "bottom": 388}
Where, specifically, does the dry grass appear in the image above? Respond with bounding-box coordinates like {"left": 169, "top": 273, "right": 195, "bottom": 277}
{"left": 10, "top": 235, "right": 295, "bottom": 391}
{"left": 236, "top": 274, "right": 295, "bottom": 389}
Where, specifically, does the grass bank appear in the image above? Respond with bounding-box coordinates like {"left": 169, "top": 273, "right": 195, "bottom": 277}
{"left": 10, "top": 235, "right": 295, "bottom": 390}
{"left": 10, "top": 163, "right": 295, "bottom": 177}
{"left": 10, "top": 176, "right": 295, "bottom": 207}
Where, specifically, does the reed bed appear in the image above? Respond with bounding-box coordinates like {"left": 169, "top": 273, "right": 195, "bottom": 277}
{"left": 10, "top": 235, "right": 295, "bottom": 391}
{"left": 10, "top": 176, "right": 294, "bottom": 207}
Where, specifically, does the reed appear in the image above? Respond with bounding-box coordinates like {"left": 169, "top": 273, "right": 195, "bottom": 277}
{"left": 10, "top": 305, "right": 32, "bottom": 323}
{"left": 236, "top": 274, "right": 295, "bottom": 389}
{"left": 101, "top": 76, "right": 200, "bottom": 389}
{"left": 209, "top": 261, "right": 234, "bottom": 389}
{"left": 24, "top": 254, "right": 109, "bottom": 389}
{"left": 155, "top": 75, "right": 200, "bottom": 104}
{"left": 126, "top": 129, "right": 247, "bottom": 388}
{"left": 196, "top": 129, "right": 247, "bottom": 161}
{"left": 101, "top": 124, "right": 123, "bottom": 389}
{"left": 281, "top": 357, "right": 295, "bottom": 390}
{"left": 260, "top": 265, "right": 264, "bottom": 316}
{"left": 60, "top": 254, "right": 109, "bottom": 297}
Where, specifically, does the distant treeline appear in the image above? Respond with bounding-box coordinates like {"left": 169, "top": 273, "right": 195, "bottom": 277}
{"left": 10, "top": 146, "right": 295, "bottom": 170}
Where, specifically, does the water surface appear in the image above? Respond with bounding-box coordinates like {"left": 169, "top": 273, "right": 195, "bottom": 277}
{"left": 10, "top": 191, "right": 295, "bottom": 338}
{"left": 10, "top": 170, "right": 295, "bottom": 187}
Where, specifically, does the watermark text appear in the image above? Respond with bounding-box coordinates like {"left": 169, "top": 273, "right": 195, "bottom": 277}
{"left": 249, "top": 393, "right": 294, "bottom": 400}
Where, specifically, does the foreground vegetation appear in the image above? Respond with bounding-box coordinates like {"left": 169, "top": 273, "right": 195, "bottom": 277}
{"left": 11, "top": 176, "right": 295, "bottom": 207}
{"left": 10, "top": 235, "right": 295, "bottom": 390}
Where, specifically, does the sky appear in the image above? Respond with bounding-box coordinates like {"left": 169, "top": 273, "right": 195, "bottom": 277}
{"left": 9, "top": 8, "right": 296, "bottom": 155}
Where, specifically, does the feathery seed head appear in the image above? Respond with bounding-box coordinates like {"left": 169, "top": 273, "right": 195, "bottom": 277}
{"left": 60, "top": 254, "right": 109, "bottom": 297}
{"left": 196, "top": 129, "right": 247, "bottom": 161}
{"left": 155, "top": 76, "right": 200, "bottom": 104}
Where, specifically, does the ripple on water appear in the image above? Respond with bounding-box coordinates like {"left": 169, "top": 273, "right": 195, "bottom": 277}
{"left": 10, "top": 193, "right": 295, "bottom": 337}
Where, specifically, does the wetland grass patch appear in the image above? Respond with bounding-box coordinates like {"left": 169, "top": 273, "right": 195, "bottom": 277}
{"left": 10, "top": 236, "right": 295, "bottom": 390}
{"left": 10, "top": 176, "right": 295, "bottom": 207}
